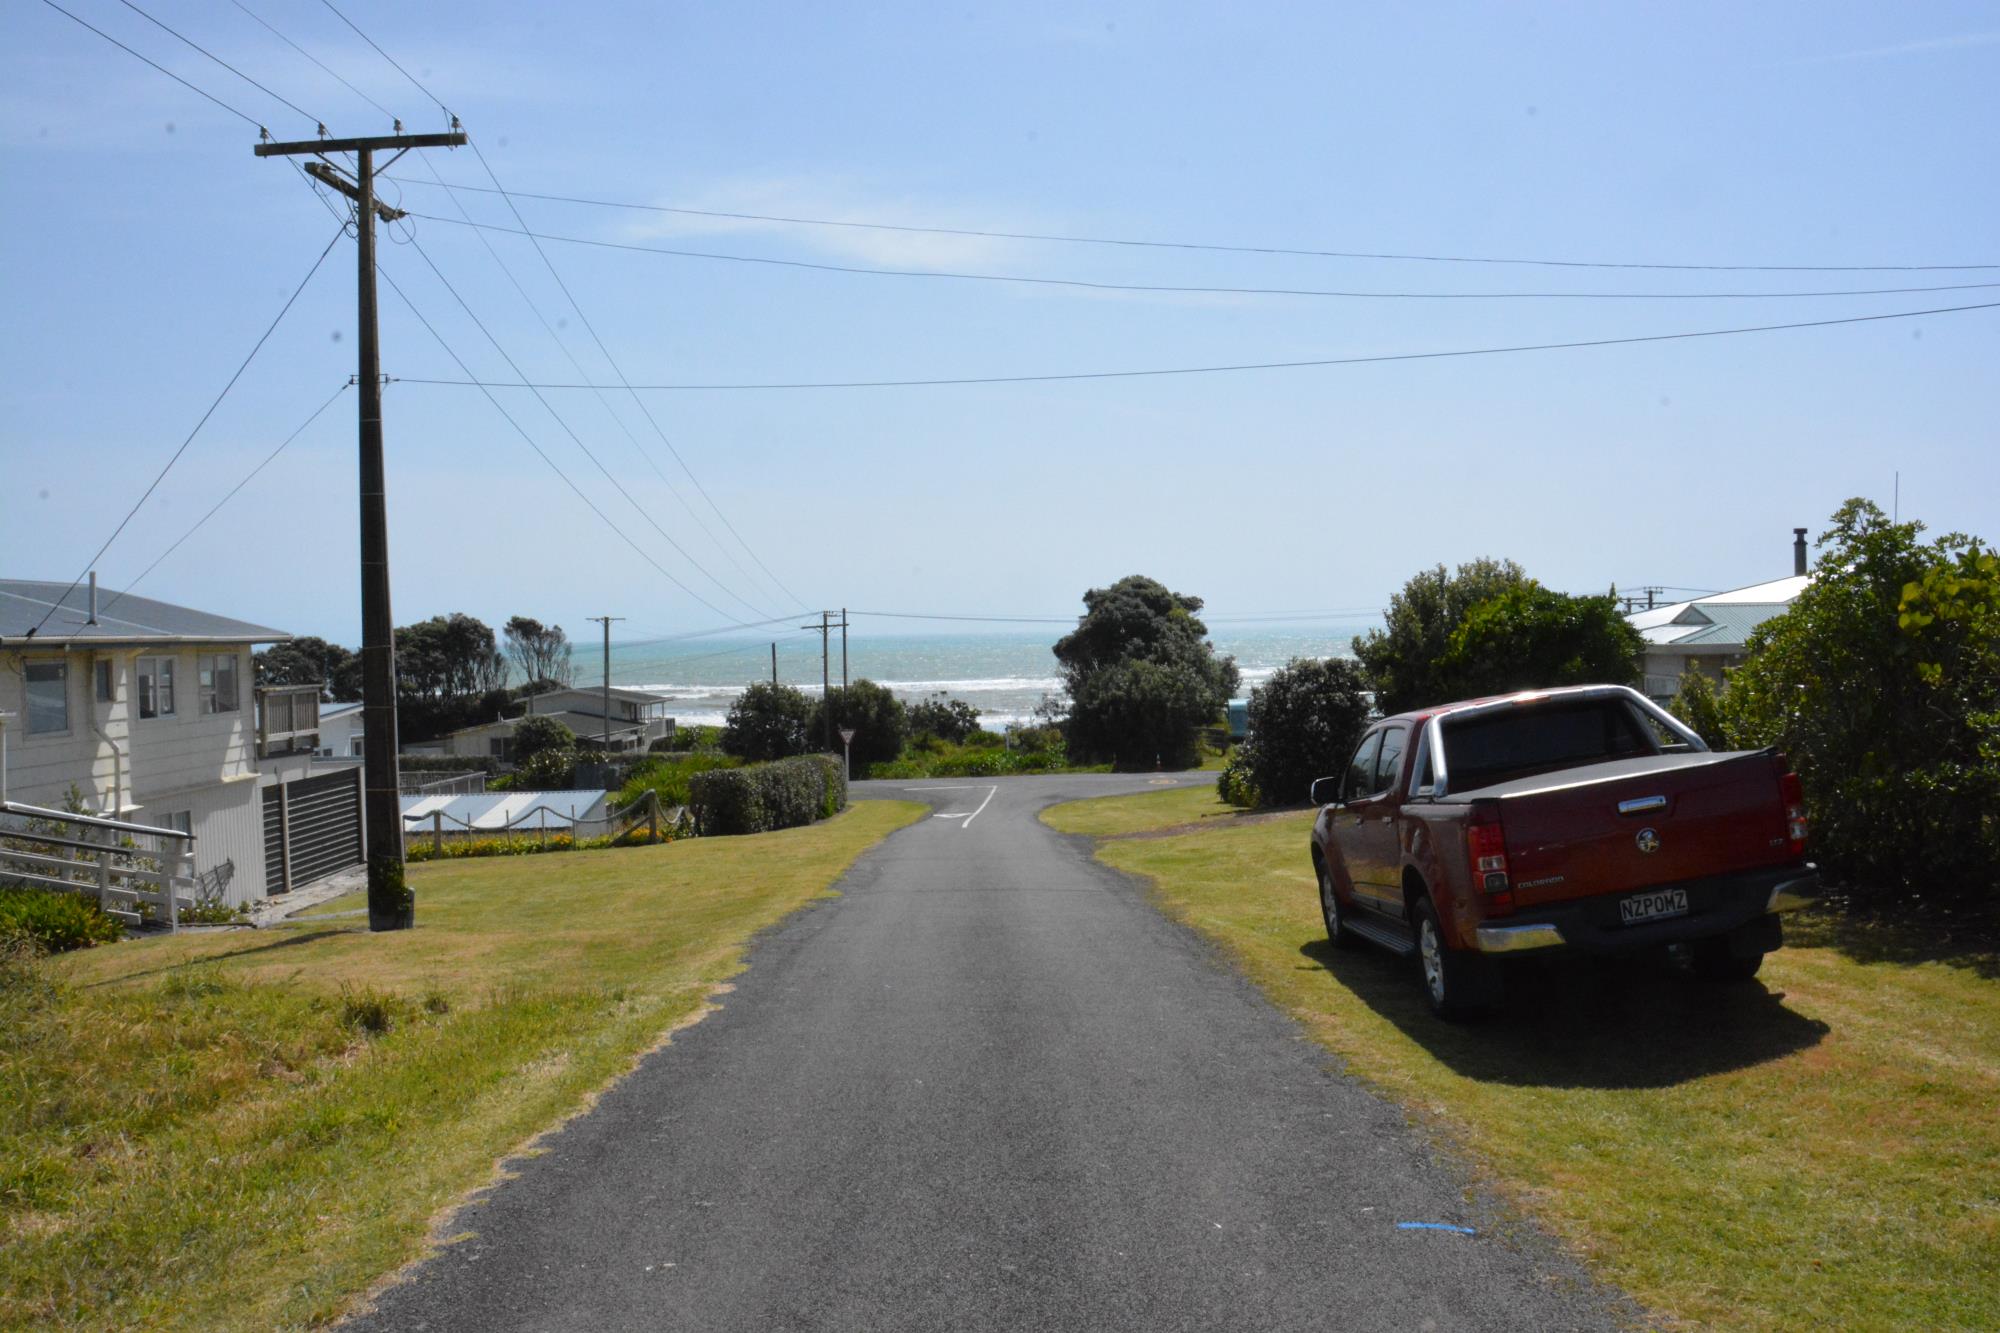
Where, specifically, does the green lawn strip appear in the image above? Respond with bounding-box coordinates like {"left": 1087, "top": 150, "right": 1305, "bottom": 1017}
{"left": 1044, "top": 792, "right": 2000, "bottom": 1332}
{"left": 1, "top": 800, "right": 925, "bottom": 1332}
{"left": 1038, "top": 783, "right": 1265, "bottom": 838}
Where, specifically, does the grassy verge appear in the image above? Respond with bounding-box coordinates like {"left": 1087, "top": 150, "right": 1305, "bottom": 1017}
{"left": 1, "top": 800, "right": 925, "bottom": 1331}
{"left": 1043, "top": 789, "right": 2000, "bottom": 1332}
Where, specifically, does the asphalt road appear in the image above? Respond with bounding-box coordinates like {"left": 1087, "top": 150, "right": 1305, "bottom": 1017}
{"left": 355, "top": 773, "right": 1624, "bottom": 1332}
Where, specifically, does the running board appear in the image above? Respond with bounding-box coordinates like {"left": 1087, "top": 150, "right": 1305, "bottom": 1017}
{"left": 1347, "top": 913, "right": 1415, "bottom": 957}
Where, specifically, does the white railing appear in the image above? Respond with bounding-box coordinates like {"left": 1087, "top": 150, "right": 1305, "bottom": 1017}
{"left": 0, "top": 800, "right": 196, "bottom": 931}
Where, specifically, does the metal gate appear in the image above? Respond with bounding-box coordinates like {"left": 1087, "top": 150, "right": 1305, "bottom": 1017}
{"left": 261, "top": 768, "right": 362, "bottom": 894}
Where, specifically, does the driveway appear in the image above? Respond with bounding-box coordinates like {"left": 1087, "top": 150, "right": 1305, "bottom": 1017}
{"left": 354, "top": 772, "right": 1625, "bottom": 1331}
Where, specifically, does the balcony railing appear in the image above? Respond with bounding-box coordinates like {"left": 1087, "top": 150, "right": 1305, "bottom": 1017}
{"left": 256, "top": 683, "right": 323, "bottom": 758}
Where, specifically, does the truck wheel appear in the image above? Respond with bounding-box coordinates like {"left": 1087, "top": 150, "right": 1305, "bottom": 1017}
{"left": 1318, "top": 864, "right": 1356, "bottom": 949}
{"left": 1690, "top": 936, "right": 1765, "bottom": 983}
{"left": 1413, "top": 897, "right": 1495, "bottom": 1020}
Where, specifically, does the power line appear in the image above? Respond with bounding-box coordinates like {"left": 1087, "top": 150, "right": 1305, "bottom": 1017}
{"left": 390, "top": 298, "right": 2000, "bottom": 393}
{"left": 113, "top": 0, "right": 320, "bottom": 127}
{"left": 405, "top": 212, "right": 2000, "bottom": 303}
{"left": 376, "top": 260, "right": 758, "bottom": 628}
{"left": 36, "top": 0, "right": 266, "bottom": 132}
{"left": 382, "top": 176, "right": 2000, "bottom": 275}
{"left": 610, "top": 613, "right": 823, "bottom": 651}
{"left": 461, "top": 140, "right": 811, "bottom": 612}
{"left": 229, "top": 0, "right": 398, "bottom": 124}
{"left": 400, "top": 235, "right": 774, "bottom": 621}
{"left": 22, "top": 226, "right": 344, "bottom": 641}
{"left": 103, "top": 383, "right": 351, "bottom": 614}
{"left": 316, "top": 0, "right": 451, "bottom": 120}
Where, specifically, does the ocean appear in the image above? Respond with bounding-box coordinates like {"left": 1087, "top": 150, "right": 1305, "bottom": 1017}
{"left": 602, "top": 622, "right": 1377, "bottom": 731}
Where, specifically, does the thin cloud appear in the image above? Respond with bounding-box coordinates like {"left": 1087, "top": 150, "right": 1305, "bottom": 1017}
{"left": 1793, "top": 30, "right": 2000, "bottom": 64}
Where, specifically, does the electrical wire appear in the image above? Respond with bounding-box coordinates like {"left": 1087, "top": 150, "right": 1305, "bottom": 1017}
{"left": 400, "top": 236, "right": 774, "bottom": 621}
{"left": 405, "top": 212, "right": 2000, "bottom": 303}
{"left": 461, "top": 139, "right": 811, "bottom": 612}
{"left": 101, "top": 384, "right": 352, "bottom": 614}
{"left": 382, "top": 177, "right": 2000, "bottom": 275}
{"left": 392, "top": 298, "right": 2000, "bottom": 392}
{"left": 316, "top": 0, "right": 451, "bottom": 120}
{"left": 376, "top": 261, "right": 757, "bottom": 628}
{"left": 113, "top": 0, "right": 320, "bottom": 127}
{"left": 229, "top": 0, "right": 398, "bottom": 124}
{"left": 36, "top": 0, "right": 267, "bottom": 131}
{"left": 21, "top": 227, "right": 345, "bottom": 642}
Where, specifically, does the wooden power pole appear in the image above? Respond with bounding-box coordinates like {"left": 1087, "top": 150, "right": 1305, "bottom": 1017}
{"left": 255, "top": 128, "right": 465, "bottom": 932}
{"left": 587, "top": 615, "right": 625, "bottom": 753}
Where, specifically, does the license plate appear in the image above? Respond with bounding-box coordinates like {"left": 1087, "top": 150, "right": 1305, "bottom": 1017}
{"left": 1620, "top": 888, "right": 1689, "bottom": 925}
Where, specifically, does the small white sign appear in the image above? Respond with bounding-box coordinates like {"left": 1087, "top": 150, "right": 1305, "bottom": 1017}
{"left": 839, "top": 728, "right": 856, "bottom": 744}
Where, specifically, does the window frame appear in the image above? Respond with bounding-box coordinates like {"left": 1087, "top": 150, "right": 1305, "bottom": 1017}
{"left": 24, "top": 659, "right": 70, "bottom": 736}
{"left": 1341, "top": 729, "right": 1384, "bottom": 803}
{"left": 197, "top": 652, "right": 240, "bottom": 715}
{"left": 95, "top": 659, "right": 115, "bottom": 703}
{"left": 1373, "top": 724, "right": 1411, "bottom": 796}
{"left": 137, "top": 655, "right": 177, "bottom": 719}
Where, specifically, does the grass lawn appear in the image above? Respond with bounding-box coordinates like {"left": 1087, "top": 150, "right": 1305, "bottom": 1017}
{"left": 1, "top": 800, "right": 924, "bottom": 1332}
{"left": 1044, "top": 788, "right": 2000, "bottom": 1332}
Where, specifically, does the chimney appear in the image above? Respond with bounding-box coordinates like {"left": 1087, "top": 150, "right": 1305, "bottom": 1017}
{"left": 1792, "top": 528, "right": 1808, "bottom": 577}
{"left": 87, "top": 571, "right": 99, "bottom": 625}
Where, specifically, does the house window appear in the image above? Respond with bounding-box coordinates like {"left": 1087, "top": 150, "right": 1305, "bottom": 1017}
{"left": 138, "top": 656, "right": 176, "bottom": 718}
{"left": 350, "top": 737, "right": 365, "bottom": 758}
{"left": 95, "top": 660, "right": 115, "bottom": 702}
{"left": 198, "top": 654, "right": 239, "bottom": 714}
{"left": 25, "top": 661, "right": 69, "bottom": 734}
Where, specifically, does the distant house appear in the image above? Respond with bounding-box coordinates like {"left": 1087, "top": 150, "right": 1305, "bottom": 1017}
{"left": 318, "top": 700, "right": 365, "bottom": 758}
{"left": 432, "top": 684, "right": 675, "bottom": 760}
{"left": 1628, "top": 574, "right": 1809, "bottom": 701}
{"left": 0, "top": 577, "right": 361, "bottom": 904}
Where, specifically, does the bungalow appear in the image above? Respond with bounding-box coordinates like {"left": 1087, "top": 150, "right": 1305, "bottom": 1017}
{"left": 432, "top": 684, "right": 675, "bottom": 760}
{"left": 1627, "top": 531, "right": 1812, "bottom": 701}
{"left": 0, "top": 577, "right": 359, "bottom": 905}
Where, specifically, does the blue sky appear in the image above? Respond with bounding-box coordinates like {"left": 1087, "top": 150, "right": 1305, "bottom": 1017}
{"left": 3, "top": 1, "right": 1996, "bottom": 646}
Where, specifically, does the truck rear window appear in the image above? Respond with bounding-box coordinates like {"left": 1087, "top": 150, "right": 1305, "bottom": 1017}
{"left": 1442, "top": 698, "right": 1654, "bottom": 791}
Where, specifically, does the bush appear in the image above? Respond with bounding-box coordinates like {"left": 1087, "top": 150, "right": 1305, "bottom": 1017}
{"left": 1353, "top": 558, "right": 1529, "bottom": 714}
{"left": 1235, "top": 657, "right": 1372, "bottom": 807}
{"left": 1216, "top": 749, "right": 1261, "bottom": 808}
{"left": 722, "top": 682, "right": 816, "bottom": 761}
{"left": 1721, "top": 500, "right": 1999, "bottom": 908}
{"left": 908, "top": 695, "right": 981, "bottom": 744}
{"left": 1667, "top": 669, "right": 1731, "bottom": 748}
{"left": 512, "top": 715, "right": 574, "bottom": 762}
{"left": 1056, "top": 575, "right": 1238, "bottom": 770}
{"left": 660, "top": 725, "right": 723, "bottom": 753}
{"left": 688, "top": 755, "right": 846, "bottom": 836}
{"left": 0, "top": 886, "right": 124, "bottom": 953}
{"left": 1432, "top": 584, "right": 1643, "bottom": 701}
{"left": 512, "top": 747, "right": 577, "bottom": 789}
{"left": 617, "top": 751, "right": 741, "bottom": 809}
{"left": 812, "top": 679, "right": 909, "bottom": 771}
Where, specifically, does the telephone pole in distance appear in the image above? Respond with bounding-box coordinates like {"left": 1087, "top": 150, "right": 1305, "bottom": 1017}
{"left": 587, "top": 616, "right": 626, "bottom": 753}
{"left": 255, "top": 128, "right": 466, "bottom": 932}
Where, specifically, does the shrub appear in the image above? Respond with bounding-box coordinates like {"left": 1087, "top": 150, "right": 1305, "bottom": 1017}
{"left": 812, "top": 679, "right": 909, "bottom": 771}
{"left": 1056, "top": 575, "right": 1238, "bottom": 770}
{"left": 722, "top": 682, "right": 815, "bottom": 761}
{"left": 1239, "top": 657, "right": 1372, "bottom": 808}
{"left": 617, "top": 751, "right": 741, "bottom": 810}
{"left": 0, "top": 886, "right": 124, "bottom": 952}
{"left": 512, "top": 746, "right": 577, "bottom": 789}
{"left": 1432, "top": 584, "right": 1643, "bottom": 700}
{"left": 688, "top": 755, "right": 846, "bottom": 836}
{"left": 1216, "top": 748, "right": 1261, "bottom": 808}
{"left": 512, "top": 715, "right": 575, "bottom": 761}
{"left": 908, "top": 695, "right": 981, "bottom": 744}
{"left": 1667, "top": 670, "right": 1731, "bottom": 749}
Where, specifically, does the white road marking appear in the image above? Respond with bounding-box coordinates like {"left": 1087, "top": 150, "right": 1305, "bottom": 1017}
{"left": 933, "top": 813, "right": 969, "bottom": 820}
{"left": 960, "top": 785, "right": 999, "bottom": 830}
{"left": 900, "top": 785, "right": 984, "bottom": 790}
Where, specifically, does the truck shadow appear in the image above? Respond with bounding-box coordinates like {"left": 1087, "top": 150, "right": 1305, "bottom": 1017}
{"left": 1297, "top": 939, "right": 1830, "bottom": 1090}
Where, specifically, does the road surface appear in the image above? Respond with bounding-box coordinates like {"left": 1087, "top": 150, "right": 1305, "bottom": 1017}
{"left": 355, "top": 773, "right": 1624, "bottom": 1331}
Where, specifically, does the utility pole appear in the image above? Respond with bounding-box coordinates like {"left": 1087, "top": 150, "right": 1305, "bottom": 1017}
{"left": 771, "top": 642, "right": 778, "bottom": 685}
{"left": 256, "top": 127, "right": 466, "bottom": 932}
{"left": 801, "top": 611, "right": 831, "bottom": 752}
{"left": 840, "top": 608, "right": 849, "bottom": 690}
{"left": 588, "top": 616, "right": 625, "bottom": 754}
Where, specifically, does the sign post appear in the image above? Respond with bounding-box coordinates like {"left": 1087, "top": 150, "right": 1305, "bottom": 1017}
{"left": 839, "top": 728, "right": 856, "bottom": 783}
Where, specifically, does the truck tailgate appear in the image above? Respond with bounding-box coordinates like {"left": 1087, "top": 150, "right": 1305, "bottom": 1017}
{"left": 1474, "top": 751, "right": 1793, "bottom": 908}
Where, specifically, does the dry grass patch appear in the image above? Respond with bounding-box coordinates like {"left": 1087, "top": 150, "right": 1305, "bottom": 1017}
{"left": 0, "top": 801, "right": 923, "bottom": 1331}
{"left": 1044, "top": 790, "right": 2000, "bottom": 1332}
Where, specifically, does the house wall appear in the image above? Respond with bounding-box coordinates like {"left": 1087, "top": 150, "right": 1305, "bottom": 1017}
{"left": 1640, "top": 648, "right": 1748, "bottom": 700}
{"left": 318, "top": 707, "right": 365, "bottom": 758}
{"left": 2, "top": 645, "right": 268, "bottom": 898}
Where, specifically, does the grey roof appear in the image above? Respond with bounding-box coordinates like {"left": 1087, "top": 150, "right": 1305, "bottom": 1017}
{"left": 0, "top": 579, "right": 289, "bottom": 647}
{"left": 447, "top": 710, "right": 647, "bottom": 739}
{"left": 531, "top": 684, "right": 670, "bottom": 706}
{"left": 1640, "top": 602, "right": 1790, "bottom": 649}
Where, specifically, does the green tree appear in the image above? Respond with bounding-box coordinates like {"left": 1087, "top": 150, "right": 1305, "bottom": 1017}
{"left": 813, "top": 679, "right": 909, "bottom": 771}
{"left": 1724, "top": 500, "right": 1999, "bottom": 905}
{"left": 1054, "top": 576, "right": 1238, "bottom": 770}
{"left": 1234, "top": 657, "right": 1372, "bottom": 807}
{"left": 1667, "top": 669, "right": 1732, "bottom": 748}
{"left": 254, "top": 636, "right": 355, "bottom": 700}
{"left": 511, "top": 715, "right": 575, "bottom": 762}
{"left": 721, "top": 681, "right": 815, "bottom": 761}
{"left": 396, "top": 614, "right": 508, "bottom": 699}
{"left": 503, "top": 616, "right": 575, "bottom": 690}
{"left": 1432, "top": 584, "right": 1642, "bottom": 700}
{"left": 1353, "top": 558, "right": 1528, "bottom": 714}
{"left": 908, "top": 694, "right": 981, "bottom": 744}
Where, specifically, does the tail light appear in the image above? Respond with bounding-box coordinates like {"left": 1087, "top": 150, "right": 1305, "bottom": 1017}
{"left": 1466, "top": 800, "right": 1514, "bottom": 914}
{"left": 1780, "top": 770, "right": 1808, "bottom": 857}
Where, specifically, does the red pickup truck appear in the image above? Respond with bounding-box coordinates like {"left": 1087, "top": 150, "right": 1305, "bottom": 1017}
{"left": 1308, "top": 684, "right": 1818, "bottom": 1019}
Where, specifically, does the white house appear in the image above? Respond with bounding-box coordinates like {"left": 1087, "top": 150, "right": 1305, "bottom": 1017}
{"left": 318, "top": 700, "right": 366, "bottom": 758}
{"left": 434, "top": 684, "right": 675, "bottom": 759}
{"left": 0, "top": 577, "right": 359, "bottom": 905}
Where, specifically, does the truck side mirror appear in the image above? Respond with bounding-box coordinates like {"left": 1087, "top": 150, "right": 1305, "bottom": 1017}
{"left": 1309, "top": 776, "right": 1343, "bottom": 808}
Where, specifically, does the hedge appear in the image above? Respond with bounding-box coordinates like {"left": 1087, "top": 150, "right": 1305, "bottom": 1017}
{"left": 688, "top": 754, "right": 847, "bottom": 836}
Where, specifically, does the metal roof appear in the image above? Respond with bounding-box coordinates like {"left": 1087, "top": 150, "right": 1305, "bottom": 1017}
{"left": 445, "top": 710, "right": 647, "bottom": 739}
{"left": 529, "top": 684, "right": 670, "bottom": 706}
{"left": 400, "top": 789, "right": 610, "bottom": 831}
{"left": 0, "top": 579, "right": 289, "bottom": 647}
{"left": 1627, "top": 573, "right": 1808, "bottom": 650}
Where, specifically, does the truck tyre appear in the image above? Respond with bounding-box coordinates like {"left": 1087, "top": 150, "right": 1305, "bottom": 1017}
{"left": 1690, "top": 936, "right": 1765, "bottom": 983}
{"left": 1413, "top": 897, "right": 1496, "bottom": 1020}
{"left": 1318, "top": 864, "right": 1356, "bottom": 949}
